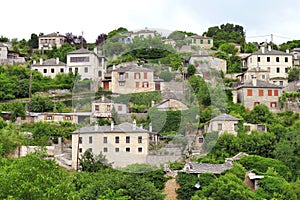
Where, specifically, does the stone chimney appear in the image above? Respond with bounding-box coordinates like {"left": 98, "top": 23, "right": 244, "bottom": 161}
{"left": 40, "top": 58, "right": 43, "bottom": 65}
{"left": 101, "top": 95, "right": 105, "bottom": 102}
{"left": 261, "top": 46, "right": 265, "bottom": 54}
{"left": 149, "top": 122, "right": 152, "bottom": 132}
{"left": 268, "top": 45, "right": 271, "bottom": 51}
{"left": 133, "top": 119, "right": 136, "bottom": 130}
{"left": 140, "top": 124, "right": 143, "bottom": 129}
{"left": 286, "top": 49, "right": 290, "bottom": 54}
{"left": 56, "top": 32, "right": 59, "bottom": 36}
{"left": 56, "top": 57, "right": 59, "bottom": 64}
{"left": 252, "top": 76, "right": 257, "bottom": 86}
{"left": 111, "top": 120, "right": 114, "bottom": 131}
{"left": 94, "top": 122, "right": 98, "bottom": 131}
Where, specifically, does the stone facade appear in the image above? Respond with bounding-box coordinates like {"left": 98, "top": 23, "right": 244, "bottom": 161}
{"left": 26, "top": 112, "right": 91, "bottom": 124}
{"left": 156, "top": 99, "right": 188, "bottom": 111}
{"left": 31, "top": 58, "right": 67, "bottom": 78}
{"left": 241, "top": 46, "right": 292, "bottom": 87}
{"left": 234, "top": 79, "right": 282, "bottom": 111}
{"left": 206, "top": 114, "right": 240, "bottom": 136}
{"left": 91, "top": 96, "right": 113, "bottom": 119}
{"left": 189, "top": 55, "right": 227, "bottom": 74}
{"left": 186, "top": 35, "right": 213, "bottom": 49}
{"left": 111, "top": 64, "right": 155, "bottom": 94}
{"left": 38, "top": 32, "right": 65, "bottom": 50}
{"left": 0, "top": 44, "right": 26, "bottom": 65}
{"left": 71, "top": 122, "right": 157, "bottom": 169}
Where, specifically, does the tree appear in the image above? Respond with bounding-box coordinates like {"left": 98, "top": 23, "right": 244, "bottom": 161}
{"left": 96, "top": 33, "right": 107, "bottom": 45}
{"left": 187, "top": 64, "right": 196, "bottom": 77}
{"left": 79, "top": 150, "right": 112, "bottom": 172}
{"left": 245, "top": 104, "right": 274, "bottom": 124}
{"left": 158, "top": 70, "right": 174, "bottom": 81}
{"left": 288, "top": 67, "right": 300, "bottom": 82}
{"left": 27, "top": 33, "right": 39, "bottom": 49}
{"left": 28, "top": 96, "right": 54, "bottom": 112}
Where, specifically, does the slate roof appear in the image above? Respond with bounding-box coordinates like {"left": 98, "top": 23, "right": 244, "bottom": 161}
{"left": 236, "top": 79, "right": 283, "bottom": 89}
{"left": 183, "top": 162, "right": 233, "bottom": 174}
{"left": 210, "top": 113, "right": 240, "bottom": 122}
{"left": 73, "top": 122, "right": 150, "bottom": 134}
{"left": 68, "top": 48, "right": 95, "bottom": 55}
{"left": 113, "top": 64, "right": 153, "bottom": 72}
{"left": 252, "top": 48, "right": 291, "bottom": 56}
{"left": 40, "top": 32, "right": 65, "bottom": 37}
{"left": 32, "top": 58, "right": 66, "bottom": 66}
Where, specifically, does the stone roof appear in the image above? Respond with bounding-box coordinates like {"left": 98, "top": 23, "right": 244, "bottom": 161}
{"left": 183, "top": 162, "right": 233, "bottom": 174}
{"left": 210, "top": 113, "right": 240, "bottom": 122}
{"left": 68, "top": 48, "right": 95, "bottom": 55}
{"left": 113, "top": 64, "right": 153, "bottom": 72}
{"left": 40, "top": 32, "right": 65, "bottom": 38}
{"left": 93, "top": 96, "right": 113, "bottom": 103}
{"left": 32, "top": 58, "right": 66, "bottom": 66}
{"left": 236, "top": 79, "right": 283, "bottom": 89}
{"left": 73, "top": 122, "right": 150, "bottom": 134}
{"left": 188, "top": 35, "right": 212, "bottom": 39}
{"left": 252, "top": 48, "right": 291, "bottom": 56}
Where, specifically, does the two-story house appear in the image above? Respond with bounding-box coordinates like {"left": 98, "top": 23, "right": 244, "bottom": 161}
{"left": 91, "top": 96, "right": 114, "bottom": 121}
{"left": 233, "top": 78, "right": 283, "bottom": 111}
{"left": 67, "top": 48, "right": 106, "bottom": 82}
{"left": 72, "top": 121, "right": 157, "bottom": 169}
{"left": 38, "top": 32, "right": 65, "bottom": 50}
{"left": 0, "top": 44, "right": 26, "bottom": 65}
{"left": 111, "top": 64, "right": 155, "bottom": 94}
{"left": 241, "top": 46, "right": 293, "bottom": 86}
{"left": 186, "top": 35, "right": 213, "bottom": 49}
{"left": 205, "top": 113, "right": 240, "bottom": 136}
{"left": 31, "top": 58, "right": 67, "bottom": 78}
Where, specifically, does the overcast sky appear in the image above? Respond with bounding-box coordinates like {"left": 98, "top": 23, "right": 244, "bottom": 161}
{"left": 2, "top": 0, "right": 300, "bottom": 44}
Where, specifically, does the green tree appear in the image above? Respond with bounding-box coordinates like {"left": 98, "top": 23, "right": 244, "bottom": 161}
{"left": 288, "top": 67, "right": 300, "bottom": 82}
{"left": 79, "top": 150, "right": 112, "bottom": 172}
{"left": 245, "top": 104, "right": 274, "bottom": 124}
{"left": 27, "top": 33, "right": 39, "bottom": 49}
{"left": 28, "top": 96, "right": 54, "bottom": 112}
{"left": 187, "top": 64, "right": 196, "bottom": 77}
{"left": 158, "top": 70, "right": 174, "bottom": 81}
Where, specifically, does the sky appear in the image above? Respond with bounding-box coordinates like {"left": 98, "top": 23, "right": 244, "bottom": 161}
{"left": 2, "top": 0, "right": 300, "bottom": 44}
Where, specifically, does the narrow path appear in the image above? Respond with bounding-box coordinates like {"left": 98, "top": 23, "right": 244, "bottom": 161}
{"left": 163, "top": 174, "right": 180, "bottom": 200}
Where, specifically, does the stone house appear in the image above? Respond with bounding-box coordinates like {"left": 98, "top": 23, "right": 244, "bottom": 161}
{"left": 31, "top": 58, "right": 67, "bottom": 78}
{"left": 38, "top": 32, "right": 65, "bottom": 50}
{"left": 71, "top": 121, "right": 158, "bottom": 169}
{"left": 119, "top": 28, "right": 159, "bottom": 43}
{"left": 156, "top": 98, "right": 188, "bottom": 111}
{"left": 240, "top": 46, "right": 293, "bottom": 87}
{"left": 188, "top": 55, "right": 227, "bottom": 74}
{"left": 186, "top": 35, "right": 213, "bottom": 49}
{"left": 0, "top": 44, "right": 25, "bottom": 65}
{"left": 25, "top": 112, "right": 91, "bottom": 124}
{"left": 233, "top": 78, "right": 283, "bottom": 111}
{"left": 91, "top": 96, "right": 114, "bottom": 120}
{"left": 206, "top": 114, "right": 240, "bottom": 136}
{"left": 67, "top": 48, "right": 107, "bottom": 82}
{"left": 111, "top": 64, "right": 155, "bottom": 94}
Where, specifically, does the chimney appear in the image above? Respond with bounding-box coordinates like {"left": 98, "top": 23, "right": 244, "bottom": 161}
{"left": 140, "top": 124, "right": 143, "bottom": 129}
{"left": 56, "top": 32, "right": 59, "bottom": 36}
{"left": 286, "top": 49, "right": 290, "bottom": 54}
{"left": 149, "top": 122, "right": 152, "bottom": 132}
{"left": 33, "top": 60, "right": 36, "bottom": 64}
{"left": 261, "top": 46, "right": 265, "bottom": 54}
{"left": 133, "top": 119, "right": 136, "bottom": 130}
{"left": 252, "top": 76, "right": 257, "bottom": 86}
{"left": 40, "top": 58, "right": 43, "bottom": 65}
{"left": 101, "top": 95, "right": 105, "bottom": 102}
{"left": 94, "top": 122, "right": 98, "bottom": 131}
{"left": 111, "top": 120, "right": 114, "bottom": 131}
{"left": 56, "top": 57, "right": 59, "bottom": 64}
{"left": 94, "top": 47, "right": 97, "bottom": 55}
{"left": 268, "top": 45, "right": 271, "bottom": 51}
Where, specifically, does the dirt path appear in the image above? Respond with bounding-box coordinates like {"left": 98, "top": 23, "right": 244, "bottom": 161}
{"left": 163, "top": 175, "right": 180, "bottom": 200}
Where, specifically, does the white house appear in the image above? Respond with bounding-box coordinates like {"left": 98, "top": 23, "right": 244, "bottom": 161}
{"left": 31, "top": 58, "right": 67, "bottom": 78}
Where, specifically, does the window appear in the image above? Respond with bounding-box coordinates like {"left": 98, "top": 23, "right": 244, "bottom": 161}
{"left": 115, "top": 136, "right": 119, "bottom": 143}
{"left": 267, "top": 57, "right": 270, "bottom": 62}
{"left": 51, "top": 68, "right": 55, "bottom": 73}
{"left": 234, "top": 124, "right": 239, "bottom": 131}
{"left": 247, "top": 89, "right": 252, "bottom": 96}
{"left": 65, "top": 116, "right": 71, "bottom": 121}
{"left": 119, "top": 73, "right": 124, "bottom": 80}
{"left": 119, "top": 82, "right": 125, "bottom": 86}
{"left": 285, "top": 57, "right": 288, "bottom": 62}
{"left": 70, "top": 56, "right": 89, "bottom": 62}
{"left": 257, "top": 124, "right": 266, "bottom": 132}
{"left": 46, "top": 116, "right": 52, "bottom": 120}
{"left": 126, "top": 136, "right": 130, "bottom": 143}
{"left": 274, "top": 90, "right": 279, "bottom": 96}
{"left": 254, "top": 102, "right": 260, "bottom": 106}
{"left": 257, "top": 57, "right": 261, "bottom": 62}
{"left": 79, "top": 137, "right": 82, "bottom": 144}
{"left": 138, "top": 147, "right": 143, "bottom": 152}
{"left": 134, "top": 73, "right": 140, "bottom": 79}
{"left": 193, "top": 39, "right": 196, "bottom": 44}
{"left": 89, "top": 136, "right": 92, "bottom": 144}
{"left": 95, "top": 105, "right": 99, "bottom": 111}
{"left": 276, "top": 57, "right": 279, "bottom": 62}
{"left": 258, "top": 90, "right": 264, "bottom": 96}
{"left": 84, "top": 67, "right": 88, "bottom": 73}
{"left": 98, "top": 71, "right": 102, "bottom": 77}
{"left": 276, "top": 67, "right": 280, "bottom": 73}
{"left": 218, "top": 123, "right": 222, "bottom": 130}
{"left": 279, "top": 81, "right": 283, "bottom": 86}
{"left": 69, "top": 68, "right": 72, "bottom": 72}
{"left": 138, "top": 136, "right": 142, "bottom": 143}
{"left": 270, "top": 102, "right": 277, "bottom": 108}
{"left": 79, "top": 148, "right": 82, "bottom": 153}
{"left": 125, "top": 73, "right": 129, "bottom": 78}
{"left": 115, "top": 147, "right": 119, "bottom": 152}
{"left": 126, "top": 147, "right": 130, "bottom": 152}
{"left": 143, "top": 82, "right": 149, "bottom": 88}
{"left": 268, "top": 90, "right": 272, "bottom": 96}
{"left": 198, "top": 137, "right": 204, "bottom": 143}
{"left": 107, "top": 105, "right": 111, "bottom": 111}
{"left": 200, "top": 39, "right": 203, "bottom": 44}
{"left": 103, "top": 147, "right": 108, "bottom": 152}
{"left": 250, "top": 58, "right": 252, "bottom": 63}
{"left": 285, "top": 68, "right": 289, "bottom": 73}
{"left": 118, "top": 105, "right": 122, "bottom": 111}
{"left": 43, "top": 69, "right": 47, "bottom": 73}
{"left": 103, "top": 137, "right": 107, "bottom": 143}
{"left": 75, "top": 67, "right": 78, "bottom": 72}
{"left": 262, "top": 74, "right": 265, "bottom": 79}
{"left": 144, "top": 72, "right": 147, "bottom": 79}
{"left": 60, "top": 68, "right": 64, "bottom": 73}
{"left": 208, "top": 40, "right": 211, "bottom": 44}
{"left": 136, "top": 82, "right": 139, "bottom": 88}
